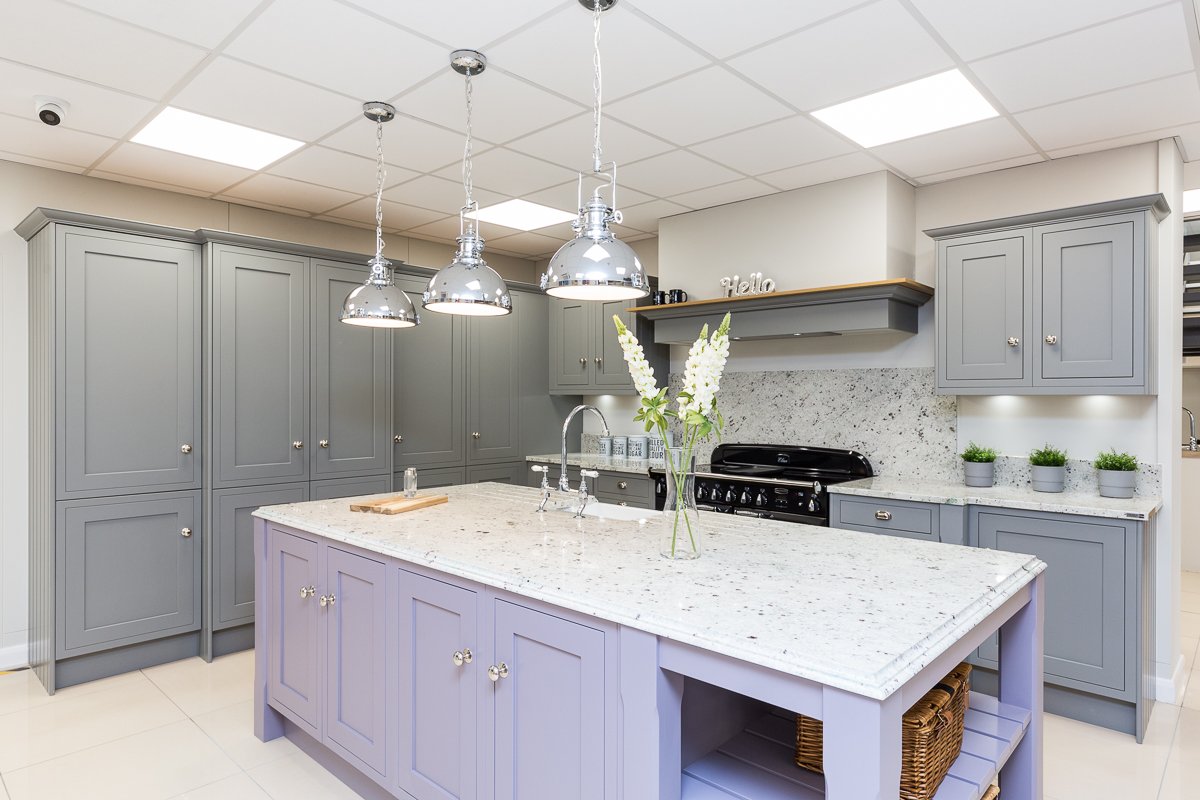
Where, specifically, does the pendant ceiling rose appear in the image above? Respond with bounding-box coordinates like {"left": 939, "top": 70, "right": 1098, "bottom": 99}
{"left": 577, "top": 0, "right": 617, "bottom": 10}
{"left": 361, "top": 101, "right": 396, "bottom": 123}
{"left": 450, "top": 49, "right": 487, "bottom": 76}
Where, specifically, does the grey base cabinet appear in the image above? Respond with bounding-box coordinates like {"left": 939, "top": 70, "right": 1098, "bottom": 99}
{"left": 524, "top": 464, "right": 656, "bottom": 509}
{"left": 396, "top": 466, "right": 465, "bottom": 493}
{"left": 466, "top": 462, "right": 527, "bottom": 485}
{"left": 310, "top": 475, "right": 392, "bottom": 502}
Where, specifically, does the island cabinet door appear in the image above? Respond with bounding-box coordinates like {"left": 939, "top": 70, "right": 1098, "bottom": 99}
{"left": 492, "top": 600, "right": 608, "bottom": 800}
{"left": 324, "top": 547, "right": 389, "bottom": 780}
{"left": 397, "top": 571, "right": 479, "bottom": 800}
{"left": 267, "top": 529, "right": 321, "bottom": 735}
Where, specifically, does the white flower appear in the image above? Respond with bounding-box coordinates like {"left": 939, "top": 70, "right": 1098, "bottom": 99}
{"left": 679, "top": 318, "right": 730, "bottom": 420}
{"left": 613, "top": 318, "right": 659, "bottom": 401}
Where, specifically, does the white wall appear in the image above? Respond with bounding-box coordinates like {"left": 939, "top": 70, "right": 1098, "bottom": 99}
{"left": 0, "top": 159, "right": 538, "bottom": 669}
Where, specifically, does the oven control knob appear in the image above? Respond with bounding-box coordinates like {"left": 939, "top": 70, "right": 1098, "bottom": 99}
{"left": 724, "top": 487, "right": 737, "bottom": 504}
{"left": 739, "top": 489, "right": 752, "bottom": 505}
{"left": 696, "top": 483, "right": 708, "bottom": 501}
{"left": 807, "top": 496, "right": 821, "bottom": 514}
{"left": 755, "top": 491, "right": 768, "bottom": 508}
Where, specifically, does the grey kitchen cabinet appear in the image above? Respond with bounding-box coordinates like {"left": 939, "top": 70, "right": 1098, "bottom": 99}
{"left": 466, "top": 461, "right": 528, "bottom": 485}
{"left": 211, "top": 243, "right": 310, "bottom": 486}
{"left": 211, "top": 483, "right": 308, "bottom": 631}
{"left": 468, "top": 300, "right": 521, "bottom": 463}
{"left": 396, "top": 466, "right": 465, "bottom": 492}
{"left": 548, "top": 294, "right": 667, "bottom": 395}
{"left": 929, "top": 195, "right": 1165, "bottom": 395}
{"left": 828, "top": 495, "right": 966, "bottom": 545}
{"left": 313, "top": 261, "right": 392, "bottom": 479}
{"left": 266, "top": 527, "right": 322, "bottom": 734}
{"left": 310, "top": 474, "right": 392, "bottom": 501}
{"left": 57, "top": 491, "right": 201, "bottom": 656}
{"left": 59, "top": 228, "right": 202, "bottom": 498}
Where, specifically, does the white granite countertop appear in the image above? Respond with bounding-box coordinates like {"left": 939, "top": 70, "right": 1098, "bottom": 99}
{"left": 525, "top": 452, "right": 665, "bottom": 475}
{"left": 829, "top": 477, "right": 1161, "bottom": 521}
{"left": 255, "top": 483, "right": 1044, "bottom": 701}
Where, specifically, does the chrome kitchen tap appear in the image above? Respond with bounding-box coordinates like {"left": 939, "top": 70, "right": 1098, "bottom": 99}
{"left": 559, "top": 405, "right": 609, "bottom": 492}
{"left": 1186, "top": 407, "right": 1198, "bottom": 451}
{"left": 531, "top": 405, "right": 610, "bottom": 515}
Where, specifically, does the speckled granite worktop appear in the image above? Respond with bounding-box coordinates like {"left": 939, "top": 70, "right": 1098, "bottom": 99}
{"left": 256, "top": 483, "right": 1044, "bottom": 700}
{"left": 525, "top": 453, "right": 665, "bottom": 475}
{"left": 830, "top": 477, "right": 1161, "bottom": 521}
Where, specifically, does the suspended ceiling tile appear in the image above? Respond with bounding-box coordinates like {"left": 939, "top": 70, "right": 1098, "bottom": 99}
{"left": 970, "top": 4, "right": 1194, "bottom": 113}
{"left": 268, "top": 146, "right": 419, "bottom": 195}
{"left": 505, "top": 112, "right": 674, "bottom": 170}
{"left": 630, "top": 0, "right": 867, "bottom": 59}
{"left": 758, "top": 152, "right": 886, "bottom": 191}
{"left": 669, "top": 178, "right": 778, "bottom": 211}
{"left": 620, "top": 150, "right": 741, "bottom": 197}
{"left": 1015, "top": 73, "right": 1200, "bottom": 153}
{"left": 0, "top": 60, "right": 155, "bottom": 140}
{"left": 220, "top": 173, "right": 362, "bottom": 215}
{"left": 0, "top": 150, "right": 87, "bottom": 174}
{"left": 0, "top": 0, "right": 206, "bottom": 97}
{"left": 488, "top": 3, "right": 709, "bottom": 103}
{"left": 322, "top": 197, "right": 446, "bottom": 231}
{"left": 689, "top": 116, "right": 856, "bottom": 176}
{"left": 395, "top": 69, "right": 582, "bottom": 145}
{"left": 869, "top": 118, "right": 1035, "bottom": 179}
{"left": 727, "top": 0, "right": 952, "bottom": 111}
{"left": 224, "top": 0, "right": 445, "bottom": 100}
{"left": 406, "top": 215, "right": 475, "bottom": 241}
{"left": 383, "top": 174, "right": 506, "bottom": 215}
{"left": 1044, "top": 123, "right": 1200, "bottom": 160}
{"left": 606, "top": 66, "right": 792, "bottom": 146}
{"left": 523, "top": 180, "right": 655, "bottom": 217}
{"left": 485, "top": 231, "right": 566, "bottom": 257}
{"left": 321, "top": 114, "right": 488, "bottom": 174}
{"left": 0, "top": 112, "right": 116, "bottom": 167}
{"left": 433, "top": 148, "right": 577, "bottom": 196}
{"left": 909, "top": 0, "right": 1166, "bottom": 62}
{"left": 95, "top": 142, "right": 254, "bottom": 194}
{"left": 173, "top": 57, "right": 361, "bottom": 142}
{"left": 66, "top": 0, "right": 261, "bottom": 48}
{"left": 343, "top": 0, "right": 563, "bottom": 49}
{"left": 89, "top": 170, "right": 214, "bottom": 197}
{"left": 616, "top": 199, "right": 690, "bottom": 232}
{"left": 911, "top": 153, "right": 1046, "bottom": 186}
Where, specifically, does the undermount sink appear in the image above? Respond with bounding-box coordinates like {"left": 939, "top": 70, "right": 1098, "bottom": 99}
{"left": 555, "top": 501, "right": 653, "bottom": 522}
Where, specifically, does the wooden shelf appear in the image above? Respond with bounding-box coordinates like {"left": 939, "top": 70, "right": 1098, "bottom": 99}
{"left": 681, "top": 693, "right": 1031, "bottom": 800}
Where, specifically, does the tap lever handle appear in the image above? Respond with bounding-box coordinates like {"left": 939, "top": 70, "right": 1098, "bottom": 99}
{"left": 580, "top": 469, "right": 600, "bottom": 478}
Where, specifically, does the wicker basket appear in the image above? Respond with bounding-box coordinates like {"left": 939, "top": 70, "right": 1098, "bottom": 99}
{"left": 795, "top": 663, "right": 972, "bottom": 800}
{"left": 981, "top": 786, "right": 999, "bottom": 800}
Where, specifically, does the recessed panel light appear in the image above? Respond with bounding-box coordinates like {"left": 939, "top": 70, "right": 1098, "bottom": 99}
{"left": 811, "top": 70, "right": 998, "bottom": 148}
{"left": 132, "top": 107, "right": 303, "bottom": 170}
{"left": 467, "top": 199, "right": 577, "bottom": 231}
{"left": 1184, "top": 188, "right": 1200, "bottom": 214}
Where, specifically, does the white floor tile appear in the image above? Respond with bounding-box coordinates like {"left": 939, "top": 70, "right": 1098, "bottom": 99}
{"left": 1043, "top": 706, "right": 1177, "bottom": 800}
{"left": 0, "top": 673, "right": 186, "bottom": 771}
{"left": 1155, "top": 707, "right": 1200, "bottom": 799}
{"left": 0, "top": 669, "right": 149, "bottom": 717}
{"left": 170, "top": 773, "right": 272, "bottom": 800}
{"left": 1182, "top": 637, "right": 1199, "bottom": 673}
{"left": 247, "top": 751, "right": 364, "bottom": 800}
{"left": 2, "top": 720, "right": 240, "bottom": 800}
{"left": 1181, "top": 670, "right": 1200, "bottom": 711}
{"left": 143, "top": 650, "right": 255, "bottom": 717}
{"left": 0, "top": 776, "right": 9, "bottom": 800}
{"left": 1182, "top": 571, "right": 1200, "bottom": 593}
{"left": 1182, "top": 591, "right": 1200, "bottom": 614}
{"left": 1180, "top": 611, "right": 1200, "bottom": 639}
{"left": 192, "top": 699, "right": 299, "bottom": 770}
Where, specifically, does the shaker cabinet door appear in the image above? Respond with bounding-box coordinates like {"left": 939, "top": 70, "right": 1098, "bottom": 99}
{"left": 267, "top": 529, "right": 321, "bottom": 734}
{"left": 468, "top": 298, "right": 520, "bottom": 463}
{"left": 593, "top": 300, "right": 633, "bottom": 388}
{"left": 550, "top": 299, "right": 591, "bottom": 389}
{"left": 313, "top": 261, "right": 391, "bottom": 478}
{"left": 60, "top": 229, "right": 201, "bottom": 497}
{"left": 212, "top": 245, "right": 309, "bottom": 486}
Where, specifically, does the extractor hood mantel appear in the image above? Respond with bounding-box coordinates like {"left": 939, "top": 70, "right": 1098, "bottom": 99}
{"left": 630, "top": 278, "right": 933, "bottom": 345}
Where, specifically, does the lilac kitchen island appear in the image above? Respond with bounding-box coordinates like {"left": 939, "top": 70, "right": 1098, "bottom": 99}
{"left": 252, "top": 483, "right": 1046, "bottom": 800}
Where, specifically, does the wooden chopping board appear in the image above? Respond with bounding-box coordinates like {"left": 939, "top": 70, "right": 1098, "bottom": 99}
{"left": 349, "top": 493, "right": 449, "bottom": 515}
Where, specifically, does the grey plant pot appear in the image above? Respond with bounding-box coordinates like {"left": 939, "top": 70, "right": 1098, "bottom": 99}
{"left": 1097, "top": 469, "right": 1136, "bottom": 499}
{"left": 963, "top": 460, "right": 995, "bottom": 488}
{"left": 1030, "top": 465, "right": 1066, "bottom": 493}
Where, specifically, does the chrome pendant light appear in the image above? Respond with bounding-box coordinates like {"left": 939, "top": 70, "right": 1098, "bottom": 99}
{"left": 340, "top": 101, "right": 419, "bottom": 328}
{"left": 540, "top": 0, "right": 648, "bottom": 302}
{"left": 423, "top": 50, "right": 512, "bottom": 317}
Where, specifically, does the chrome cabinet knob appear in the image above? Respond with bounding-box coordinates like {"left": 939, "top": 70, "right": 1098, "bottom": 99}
{"left": 472, "top": 432, "right": 481, "bottom": 439}
{"left": 579, "top": 357, "right": 587, "bottom": 366}
{"left": 299, "top": 586, "right": 315, "bottom": 599}
{"left": 394, "top": 434, "right": 403, "bottom": 444}
{"left": 617, "top": 480, "right": 627, "bottom": 490}
{"left": 319, "top": 593, "right": 336, "bottom": 608}
{"left": 453, "top": 648, "right": 473, "bottom": 667}
{"left": 319, "top": 440, "right": 329, "bottom": 448}
{"left": 1007, "top": 337, "right": 1019, "bottom": 347}
{"left": 618, "top": 501, "right": 628, "bottom": 506}
{"left": 180, "top": 527, "right": 192, "bottom": 538}
{"left": 293, "top": 441, "right": 304, "bottom": 450}
{"left": 180, "top": 444, "right": 192, "bottom": 454}
{"left": 595, "top": 357, "right": 602, "bottom": 366}
{"left": 488, "top": 662, "right": 509, "bottom": 682}
{"left": 874, "top": 510, "right": 892, "bottom": 521}
{"left": 1044, "top": 334, "right": 1058, "bottom": 345}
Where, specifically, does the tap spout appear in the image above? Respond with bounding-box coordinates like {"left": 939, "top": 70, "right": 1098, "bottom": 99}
{"left": 1186, "top": 407, "right": 1197, "bottom": 451}
{"left": 561, "top": 405, "right": 609, "bottom": 492}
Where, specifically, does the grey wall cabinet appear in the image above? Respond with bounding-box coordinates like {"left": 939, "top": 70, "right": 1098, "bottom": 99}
{"left": 57, "top": 491, "right": 201, "bottom": 657}
{"left": 548, "top": 296, "right": 667, "bottom": 395}
{"left": 59, "top": 228, "right": 202, "bottom": 498}
{"left": 930, "top": 196, "right": 1164, "bottom": 395}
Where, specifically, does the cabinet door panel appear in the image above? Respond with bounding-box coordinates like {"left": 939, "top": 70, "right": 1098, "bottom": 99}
{"left": 60, "top": 230, "right": 200, "bottom": 495}
{"left": 1037, "top": 217, "right": 1139, "bottom": 382}
{"left": 325, "top": 548, "right": 389, "bottom": 778}
{"left": 213, "top": 246, "right": 308, "bottom": 485}
{"left": 551, "top": 299, "right": 591, "bottom": 388}
{"left": 594, "top": 301, "right": 633, "bottom": 388}
{"left": 395, "top": 276, "right": 466, "bottom": 468}
{"left": 58, "top": 492, "right": 200, "bottom": 655}
{"left": 398, "top": 571, "right": 478, "bottom": 800}
{"left": 466, "top": 462, "right": 525, "bottom": 485}
{"left": 213, "top": 484, "right": 308, "bottom": 629}
{"left": 940, "top": 233, "right": 1030, "bottom": 383}
{"left": 267, "top": 529, "right": 320, "bottom": 733}
{"left": 976, "top": 511, "right": 1129, "bottom": 692}
{"left": 314, "top": 262, "right": 391, "bottom": 477}
{"left": 494, "top": 600, "right": 606, "bottom": 800}
{"left": 468, "top": 298, "right": 520, "bottom": 462}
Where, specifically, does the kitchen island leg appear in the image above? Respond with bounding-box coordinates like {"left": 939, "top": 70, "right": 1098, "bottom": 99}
{"left": 999, "top": 571, "right": 1045, "bottom": 800}
{"left": 820, "top": 686, "right": 904, "bottom": 800}
{"left": 619, "top": 626, "right": 684, "bottom": 798}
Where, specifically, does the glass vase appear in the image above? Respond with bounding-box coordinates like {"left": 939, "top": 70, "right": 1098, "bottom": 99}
{"left": 661, "top": 446, "right": 701, "bottom": 560}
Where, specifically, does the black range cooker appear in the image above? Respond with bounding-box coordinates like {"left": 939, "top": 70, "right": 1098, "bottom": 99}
{"left": 652, "top": 443, "right": 873, "bottom": 526}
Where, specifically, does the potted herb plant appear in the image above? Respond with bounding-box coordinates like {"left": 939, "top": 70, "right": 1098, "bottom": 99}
{"left": 961, "top": 442, "right": 997, "bottom": 487}
{"left": 1094, "top": 449, "right": 1138, "bottom": 499}
{"left": 1029, "top": 444, "right": 1068, "bottom": 493}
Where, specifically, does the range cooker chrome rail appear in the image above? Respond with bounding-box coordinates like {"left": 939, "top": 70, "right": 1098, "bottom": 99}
{"left": 692, "top": 471, "right": 824, "bottom": 493}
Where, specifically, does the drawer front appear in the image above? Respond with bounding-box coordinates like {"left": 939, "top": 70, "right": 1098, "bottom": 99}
{"left": 593, "top": 492, "right": 652, "bottom": 510}
{"left": 595, "top": 472, "right": 649, "bottom": 498}
{"left": 834, "top": 497, "right": 940, "bottom": 540}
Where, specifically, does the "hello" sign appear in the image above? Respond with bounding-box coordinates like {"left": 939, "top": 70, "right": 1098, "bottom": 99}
{"left": 720, "top": 272, "right": 776, "bottom": 298}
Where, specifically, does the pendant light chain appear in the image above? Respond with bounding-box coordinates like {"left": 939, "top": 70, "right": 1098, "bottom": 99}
{"left": 591, "top": 0, "right": 603, "bottom": 172}
{"left": 462, "top": 69, "right": 475, "bottom": 212}
{"left": 372, "top": 118, "right": 387, "bottom": 275}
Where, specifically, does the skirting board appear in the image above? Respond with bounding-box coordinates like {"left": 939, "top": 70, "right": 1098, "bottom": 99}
{"left": 0, "top": 642, "right": 28, "bottom": 671}
{"left": 1158, "top": 654, "right": 1186, "bottom": 706}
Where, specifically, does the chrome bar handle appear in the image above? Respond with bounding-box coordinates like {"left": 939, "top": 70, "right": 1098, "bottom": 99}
{"left": 875, "top": 510, "right": 892, "bottom": 521}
